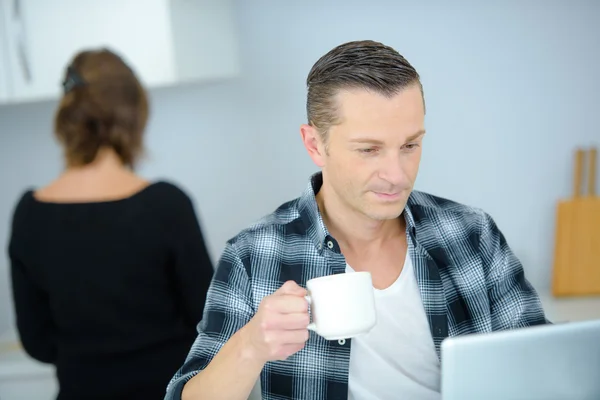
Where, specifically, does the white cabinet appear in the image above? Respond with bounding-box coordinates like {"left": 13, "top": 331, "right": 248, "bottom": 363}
{"left": 0, "top": 0, "right": 240, "bottom": 105}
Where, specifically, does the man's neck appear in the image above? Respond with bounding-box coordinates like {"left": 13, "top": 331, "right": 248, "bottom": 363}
{"left": 315, "top": 183, "right": 406, "bottom": 254}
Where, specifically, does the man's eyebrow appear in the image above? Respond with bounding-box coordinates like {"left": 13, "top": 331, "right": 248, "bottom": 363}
{"left": 348, "top": 130, "right": 426, "bottom": 145}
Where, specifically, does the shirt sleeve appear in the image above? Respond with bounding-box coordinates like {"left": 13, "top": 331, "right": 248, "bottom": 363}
{"left": 479, "top": 212, "right": 550, "bottom": 329}
{"left": 9, "top": 195, "right": 57, "bottom": 363}
{"left": 164, "top": 241, "right": 255, "bottom": 400}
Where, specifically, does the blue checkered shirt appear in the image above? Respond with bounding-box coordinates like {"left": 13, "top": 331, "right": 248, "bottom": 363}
{"left": 165, "top": 173, "right": 547, "bottom": 399}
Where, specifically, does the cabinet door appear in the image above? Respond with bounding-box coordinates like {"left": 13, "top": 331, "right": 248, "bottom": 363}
{"left": 3, "top": 0, "right": 177, "bottom": 104}
{"left": 0, "top": 0, "right": 11, "bottom": 103}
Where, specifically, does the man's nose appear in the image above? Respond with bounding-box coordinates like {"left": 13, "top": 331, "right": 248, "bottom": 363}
{"left": 377, "top": 152, "right": 409, "bottom": 187}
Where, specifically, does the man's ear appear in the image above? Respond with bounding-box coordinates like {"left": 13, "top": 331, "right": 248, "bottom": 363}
{"left": 300, "top": 124, "right": 326, "bottom": 168}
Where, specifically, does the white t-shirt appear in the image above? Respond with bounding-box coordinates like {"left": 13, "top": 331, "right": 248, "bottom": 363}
{"left": 346, "top": 253, "right": 441, "bottom": 400}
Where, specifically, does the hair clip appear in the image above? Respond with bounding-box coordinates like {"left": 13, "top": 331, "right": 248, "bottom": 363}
{"left": 62, "top": 66, "right": 86, "bottom": 93}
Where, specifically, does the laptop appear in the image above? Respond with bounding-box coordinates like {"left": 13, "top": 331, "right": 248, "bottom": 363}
{"left": 441, "top": 319, "right": 600, "bottom": 400}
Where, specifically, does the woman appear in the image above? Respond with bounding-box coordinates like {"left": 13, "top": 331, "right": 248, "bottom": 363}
{"left": 8, "top": 49, "right": 214, "bottom": 400}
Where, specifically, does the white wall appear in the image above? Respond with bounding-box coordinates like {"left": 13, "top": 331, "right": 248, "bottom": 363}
{"left": 0, "top": 0, "right": 599, "bottom": 337}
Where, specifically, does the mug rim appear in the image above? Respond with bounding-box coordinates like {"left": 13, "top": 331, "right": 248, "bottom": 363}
{"left": 307, "top": 270, "right": 371, "bottom": 285}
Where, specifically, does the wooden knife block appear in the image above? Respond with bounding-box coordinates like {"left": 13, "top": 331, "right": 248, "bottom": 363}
{"left": 552, "top": 147, "right": 600, "bottom": 296}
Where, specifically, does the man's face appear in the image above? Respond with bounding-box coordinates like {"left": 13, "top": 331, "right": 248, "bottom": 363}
{"left": 307, "top": 85, "right": 425, "bottom": 221}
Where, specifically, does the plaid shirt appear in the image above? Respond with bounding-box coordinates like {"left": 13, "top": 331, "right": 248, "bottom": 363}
{"left": 165, "top": 173, "right": 547, "bottom": 400}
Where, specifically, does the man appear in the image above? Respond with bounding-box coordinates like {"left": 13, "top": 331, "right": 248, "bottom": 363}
{"left": 165, "top": 40, "right": 547, "bottom": 400}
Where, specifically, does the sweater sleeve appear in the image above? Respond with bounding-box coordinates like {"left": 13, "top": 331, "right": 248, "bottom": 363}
{"left": 9, "top": 194, "right": 57, "bottom": 363}
{"left": 165, "top": 186, "right": 215, "bottom": 329}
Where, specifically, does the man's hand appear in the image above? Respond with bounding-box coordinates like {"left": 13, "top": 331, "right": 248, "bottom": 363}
{"left": 240, "top": 280, "right": 310, "bottom": 363}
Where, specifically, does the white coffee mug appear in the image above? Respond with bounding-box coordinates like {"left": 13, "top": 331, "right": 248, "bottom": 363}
{"left": 305, "top": 271, "right": 377, "bottom": 341}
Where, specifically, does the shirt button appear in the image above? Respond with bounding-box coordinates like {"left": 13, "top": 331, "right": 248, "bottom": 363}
{"left": 338, "top": 339, "right": 346, "bottom": 346}
{"left": 327, "top": 241, "right": 334, "bottom": 249}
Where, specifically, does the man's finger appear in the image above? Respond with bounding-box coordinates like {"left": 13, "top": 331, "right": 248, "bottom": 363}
{"left": 276, "top": 280, "right": 307, "bottom": 296}
{"left": 264, "top": 312, "right": 310, "bottom": 330}
{"left": 264, "top": 294, "right": 309, "bottom": 314}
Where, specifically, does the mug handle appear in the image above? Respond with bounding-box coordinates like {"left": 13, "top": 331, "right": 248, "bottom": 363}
{"left": 304, "top": 295, "right": 317, "bottom": 331}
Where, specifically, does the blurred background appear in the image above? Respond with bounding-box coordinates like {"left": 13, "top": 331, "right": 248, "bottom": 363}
{"left": 0, "top": 0, "right": 599, "bottom": 398}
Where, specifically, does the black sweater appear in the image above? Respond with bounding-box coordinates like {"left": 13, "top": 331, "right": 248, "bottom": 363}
{"left": 8, "top": 181, "right": 214, "bottom": 400}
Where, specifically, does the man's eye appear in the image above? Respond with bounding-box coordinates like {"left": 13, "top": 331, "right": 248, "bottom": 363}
{"left": 359, "top": 148, "right": 377, "bottom": 154}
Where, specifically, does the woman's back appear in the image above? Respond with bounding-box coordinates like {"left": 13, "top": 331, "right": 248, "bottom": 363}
{"left": 10, "top": 177, "right": 214, "bottom": 399}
